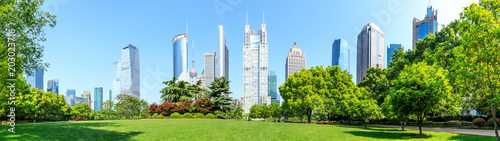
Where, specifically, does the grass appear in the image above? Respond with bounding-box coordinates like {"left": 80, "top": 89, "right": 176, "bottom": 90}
{"left": 0, "top": 120, "right": 497, "bottom": 141}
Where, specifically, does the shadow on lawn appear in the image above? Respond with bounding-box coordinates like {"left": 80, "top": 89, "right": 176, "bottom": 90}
{"left": 0, "top": 121, "right": 142, "bottom": 141}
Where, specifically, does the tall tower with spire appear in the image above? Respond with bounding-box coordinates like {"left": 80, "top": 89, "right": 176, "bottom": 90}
{"left": 190, "top": 40, "right": 197, "bottom": 85}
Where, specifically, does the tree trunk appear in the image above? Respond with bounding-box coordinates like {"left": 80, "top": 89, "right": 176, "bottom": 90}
{"left": 491, "top": 105, "right": 500, "bottom": 141}
{"left": 308, "top": 113, "right": 312, "bottom": 123}
{"left": 418, "top": 119, "right": 423, "bottom": 135}
{"left": 365, "top": 121, "right": 367, "bottom": 128}
{"left": 401, "top": 119, "right": 406, "bottom": 131}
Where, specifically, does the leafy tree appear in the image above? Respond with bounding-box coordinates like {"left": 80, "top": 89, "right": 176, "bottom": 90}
{"left": 193, "top": 98, "right": 213, "bottom": 114}
{"left": 207, "top": 77, "right": 233, "bottom": 115}
{"left": 249, "top": 104, "right": 262, "bottom": 119}
{"left": 269, "top": 103, "right": 282, "bottom": 122}
{"left": 324, "top": 66, "right": 356, "bottom": 122}
{"left": 188, "top": 80, "right": 208, "bottom": 100}
{"left": 157, "top": 102, "right": 177, "bottom": 116}
{"left": 390, "top": 62, "right": 460, "bottom": 135}
{"left": 114, "top": 94, "right": 147, "bottom": 119}
{"left": 455, "top": 0, "right": 500, "bottom": 139}
{"left": 357, "top": 68, "right": 389, "bottom": 105}
{"left": 280, "top": 66, "right": 328, "bottom": 123}
{"left": 71, "top": 103, "right": 93, "bottom": 120}
{"left": 101, "top": 100, "right": 114, "bottom": 119}
{"left": 349, "top": 87, "right": 382, "bottom": 128}
{"left": 175, "top": 100, "right": 192, "bottom": 114}
{"left": 261, "top": 103, "right": 271, "bottom": 119}
{"left": 149, "top": 103, "right": 159, "bottom": 115}
{"left": 160, "top": 77, "right": 191, "bottom": 103}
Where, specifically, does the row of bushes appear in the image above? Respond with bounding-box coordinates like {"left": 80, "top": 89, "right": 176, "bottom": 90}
{"left": 149, "top": 113, "right": 216, "bottom": 119}
{"left": 472, "top": 118, "right": 500, "bottom": 127}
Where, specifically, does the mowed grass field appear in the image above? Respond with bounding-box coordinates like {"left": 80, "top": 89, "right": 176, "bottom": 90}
{"left": 0, "top": 120, "right": 496, "bottom": 141}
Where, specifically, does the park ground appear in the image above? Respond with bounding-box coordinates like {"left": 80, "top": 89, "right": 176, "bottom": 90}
{"left": 0, "top": 120, "right": 497, "bottom": 141}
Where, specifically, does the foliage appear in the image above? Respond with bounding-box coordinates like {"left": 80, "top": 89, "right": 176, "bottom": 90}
{"left": 149, "top": 103, "right": 159, "bottom": 115}
{"left": 215, "top": 110, "right": 230, "bottom": 119}
{"left": 157, "top": 114, "right": 165, "bottom": 119}
{"left": 207, "top": 77, "right": 233, "bottom": 113}
{"left": 357, "top": 68, "right": 389, "bottom": 105}
{"left": 249, "top": 104, "right": 262, "bottom": 119}
{"left": 157, "top": 102, "right": 177, "bottom": 116}
{"left": 114, "top": 94, "right": 148, "bottom": 119}
{"left": 183, "top": 113, "right": 194, "bottom": 118}
{"left": 193, "top": 98, "right": 213, "bottom": 114}
{"left": 389, "top": 62, "right": 460, "bottom": 135}
{"left": 194, "top": 113, "right": 205, "bottom": 118}
{"left": 349, "top": 87, "right": 382, "bottom": 128}
{"left": 188, "top": 80, "right": 208, "bottom": 100}
{"left": 226, "top": 99, "right": 244, "bottom": 119}
{"left": 160, "top": 77, "right": 192, "bottom": 103}
{"left": 101, "top": 100, "right": 115, "bottom": 120}
{"left": 175, "top": 100, "right": 192, "bottom": 114}
{"left": 151, "top": 113, "right": 159, "bottom": 119}
{"left": 489, "top": 118, "right": 500, "bottom": 127}
{"left": 205, "top": 113, "right": 216, "bottom": 119}
{"left": 269, "top": 103, "right": 282, "bottom": 122}
{"left": 473, "top": 118, "right": 486, "bottom": 127}
{"left": 170, "top": 112, "right": 181, "bottom": 118}
{"left": 71, "top": 103, "right": 93, "bottom": 120}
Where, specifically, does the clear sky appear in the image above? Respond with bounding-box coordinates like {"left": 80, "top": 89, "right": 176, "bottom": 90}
{"left": 39, "top": 0, "right": 478, "bottom": 106}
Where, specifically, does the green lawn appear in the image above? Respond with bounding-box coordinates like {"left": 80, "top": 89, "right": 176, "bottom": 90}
{"left": 0, "top": 120, "right": 496, "bottom": 141}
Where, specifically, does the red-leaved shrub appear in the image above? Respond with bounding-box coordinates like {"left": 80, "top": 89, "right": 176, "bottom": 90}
{"left": 193, "top": 98, "right": 213, "bottom": 114}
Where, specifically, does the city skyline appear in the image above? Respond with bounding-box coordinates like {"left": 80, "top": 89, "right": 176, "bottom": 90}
{"left": 39, "top": 0, "right": 477, "bottom": 105}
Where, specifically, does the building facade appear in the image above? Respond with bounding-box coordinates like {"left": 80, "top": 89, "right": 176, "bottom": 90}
{"left": 106, "top": 89, "right": 113, "bottom": 102}
{"left": 47, "top": 79, "right": 59, "bottom": 95}
{"left": 285, "top": 42, "right": 306, "bottom": 80}
{"left": 66, "top": 89, "right": 76, "bottom": 98}
{"left": 413, "top": 6, "right": 438, "bottom": 49}
{"left": 121, "top": 44, "right": 140, "bottom": 99}
{"left": 203, "top": 51, "right": 216, "bottom": 90}
{"left": 112, "top": 61, "right": 121, "bottom": 99}
{"left": 241, "top": 22, "right": 270, "bottom": 114}
{"left": 332, "top": 39, "right": 349, "bottom": 73}
{"left": 357, "top": 23, "right": 385, "bottom": 84}
{"left": 268, "top": 71, "right": 278, "bottom": 103}
{"left": 25, "top": 67, "right": 44, "bottom": 90}
{"left": 173, "top": 34, "right": 189, "bottom": 82}
{"left": 94, "top": 87, "right": 103, "bottom": 112}
{"left": 218, "top": 25, "right": 229, "bottom": 79}
{"left": 387, "top": 44, "right": 402, "bottom": 68}
{"left": 81, "top": 90, "right": 91, "bottom": 106}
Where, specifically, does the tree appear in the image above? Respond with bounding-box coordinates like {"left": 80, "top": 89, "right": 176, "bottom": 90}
{"left": 324, "top": 66, "right": 357, "bottom": 123}
{"left": 149, "top": 103, "right": 159, "bottom": 115}
{"left": 455, "top": 1, "right": 500, "bottom": 139}
{"left": 207, "top": 77, "right": 233, "bottom": 117}
{"left": 193, "top": 98, "right": 213, "bottom": 114}
{"left": 71, "top": 103, "right": 93, "bottom": 120}
{"left": 390, "top": 62, "right": 460, "bottom": 135}
{"left": 157, "top": 102, "right": 177, "bottom": 116}
{"left": 160, "top": 77, "right": 191, "bottom": 103}
{"left": 101, "top": 100, "right": 114, "bottom": 119}
{"left": 188, "top": 80, "right": 208, "bottom": 100}
{"left": 249, "top": 104, "right": 262, "bottom": 119}
{"left": 114, "top": 94, "right": 148, "bottom": 119}
{"left": 280, "top": 66, "right": 328, "bottom": 123}
{"left": 269, "top": 103, "right": 282, "bottom": 122}
{"left": 174, "top": 100, "right": 192, "bottom": 114}
{"left": 261, "top": 103, "right": 271, "bottom": 119}
{"left": 349, "top": 87, "right": 382, "bottom": 128}
{"left": 357, "top": 68, "right": 389, "bottom": 105}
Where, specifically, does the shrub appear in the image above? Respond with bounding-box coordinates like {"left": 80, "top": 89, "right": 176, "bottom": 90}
{"left": 193, "top": 98, "right": 214, "bottom": 114}
{"left": 180, "top": 115, "right": 185, "bottom": 118}
{"left": 110, "top": 115, "right": 118, "bottom": 120}
{"left": 206, "top": 113, "right": 216, "bottom": 119}
{"left": 170, "top": 112, "right": 181, "bottom": 118}
{"left": 152, "top": 113, "right": 159, "bottom": 119}
{"left": 194, "top": 113, "right": 205, "bottom": 118}
{"left": 183, "top": 113, "right": 194, "bottom": 118}
{"left": 157, "top": 102, "right": 177, "bottom": 116}
{"left": 157, "top": 114, "right": 165, "bottom": 119}
{"left": 215, "top": 111, "right": 230, "bottom": 119}
{"left": 487, "top": 118, "right": 500, "bottom": 127}
{"left": 472, "top": 118, "right": 486, "bottom": 127}
{"left": 175, "top": 101, "right": 192, "bottom": 114}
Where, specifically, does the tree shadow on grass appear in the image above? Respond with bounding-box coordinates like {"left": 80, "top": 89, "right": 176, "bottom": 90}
{"left": 0, "top": 121, "right": 142, "bottom": 141}
{"left": 345, "top": 130, "right": 425, "bottom": 140}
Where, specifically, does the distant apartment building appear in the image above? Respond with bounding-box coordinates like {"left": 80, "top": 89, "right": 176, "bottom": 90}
{"left": 81, "top": 90, "right": 91, "bottom": 106}
{"left": 268, "top": 71, "right": 278, "bottom": 103}
{"left": 285, "top": 42, "right": 306, "bottom": 80}
{"left": 203, "top": 51, "right": 216, "bottom": 90}
{"left": 66, "top": 89, "right": 76, "bottom": 98}
{"left": 357, "top": 23, "right": 385, "bottom": 84}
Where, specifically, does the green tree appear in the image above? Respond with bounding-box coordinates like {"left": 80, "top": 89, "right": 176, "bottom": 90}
{"left": 455, "top": 1, "right": 500, "bottom": 139}
{"left": 349, "top": 87, "right": 382, "bottom": 128}
{"left": 207, "top": 77, "right": 233, "bottom": 117}
{"left": 101, "top": 100, "right": 115, "bottom": 119}
{"left": 269, "top": 103, "right": 282, "bottom": 122}
{"left": 71, "top": 103, "right": 93, "bottom": 119}
{"left": 357, "top": 68, "right": 389, "bottom": 105}
{"left": 188, "top": 80, "right": 208, "bottom": 100}
{"left": 114, "top": 94, "right": 148, "bottom": 119}
{"left": 249, "top": 104, "right": 262, "bottom": 119}
{"left": 324, "top": 66, "right": 357, "bottom": 123}
{"left": 390, "top": 62, "right": 460, "bottom": 135}
{"left": 160, "top": 77, "right": 191, "bottom": 103}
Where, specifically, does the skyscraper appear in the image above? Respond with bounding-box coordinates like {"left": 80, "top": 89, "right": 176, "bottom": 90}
{"left": 81, "top": 90, "right": 91, "bottom": 106}
{"left": 47, "top": 79, "right": 59, "bottom": 95}
{"left": 357, "top": 23, "right": 385, "bottom": 84}
{"left": 218, "top": 25, "right": 229, "bottom": 79}
{"left": 413, "top": 6, "right": 438, "bottom": 49}
{"left": 189, "top": 41, "right": 198, "bottom": 85}
{"left": 173, "top": 33, "right": 189, "bottom": 82}
{"left": 25, "top": 67, "right": 44, "bottom": 90}
{"left": 112, "top": 61, "right": 121, "bottom": 98}
{"left": 387, "top": 44, "right": 402, "bottom": 68}
{"left": 285, "top": 42, "right": 306, "bottom": 80}
{"left": 203, "top": 51, "right": 216, "bottom": 90}
{"left": 94, "top": 87, "right": 103, "bottom": 112}
{"left": 268, "top": 71, "right": 278, "bottom": 103}
{"left": 66, "top": 89, "right": 76, "bottom": 98}
{"left": 106, "top": 89, "right": 113, "bottom": 102}
{"left": 121, "top": 44, "right": 140, "bottom": 99}
{"left": 241, "top": 17, "right": 270, "bottom": 114}
{"left": 332, "top": 39, "right": 349, "bottom": 73}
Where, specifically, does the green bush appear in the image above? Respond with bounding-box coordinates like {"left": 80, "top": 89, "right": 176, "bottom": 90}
{"left": 206, "top": 113, "right": 216, "bottom": 119}
{"left": 194, "top": 113, "right": 205, "bottom": 118}
{"left": 170, "top": 112, "right": 181, "bottom": 118}
{"left": 472, "top": 118, "right": 486, "bottom": 127}
{"left": 180, "top": 115, "right": 185, "bottom": 118}
{"left": 158, "top": 114, "right": 165, "bottom": 119}
{"left": 487, "top": 118, "right": 500, "bottom": 127}
{"left": 110, "top": 115, "right": 118, "bottom": 120}
{"left": 151, "top": 113, "right": 159, "bottom": 119}
{"left": 183, "top": 113, "right": 194, "bottom": 118}
{"left": 133, "top": 116, "right": 139, "bottom": 120}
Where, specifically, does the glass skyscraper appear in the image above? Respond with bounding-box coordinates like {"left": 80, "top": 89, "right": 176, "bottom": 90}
{"left": 107, "top": 89, "right": 113, "bottom": 102}
{"left": 25, "top": 67, "right": 44, "bottom": 90}
{"left": 357, "top": 23, "right": 385, "bottom": 84}
{"left": 94, "top": 87, "right": 103, "bottom": 112}
{"left": 66, "top": 89, "right": 76, "bottom": 98}
{"left": 413, "top": 6, "right": 438, "bottom": 49}
{"left": 121, "top": 44, "right": 140, "bottom": 99}
{"left": 387, "top": 44, "right": 402, "bottom": 68}
{"left": 112, "top": 61, "right": 121, "bottom": 99}
{"left": 241, "top": 20, "right": 270, "bottom": 114}
{"left": 203, "top": 51, "right": 216, "bottom": 90}
{"left": 218, "top": 25, "right": 229, "bottom": 80}
{"left": 173, "top": 33, "right": 189, "bottom": 82}
{"left": 268, "top": 71, "right": 278, "bottom": 103}
{"left": 332, "top": 39, "right": 349, "bottom": 73}
{"left": 47, "top": 79, "right": 59, "bottom": 95}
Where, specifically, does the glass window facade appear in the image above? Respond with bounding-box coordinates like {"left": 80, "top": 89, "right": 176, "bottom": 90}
{"left": 66, "top": 89, "right": 76, "bottom": 98}
{"left": 25, "top": 67, "right": 44, "bottom": 90}
{"left": 47, "top": 79, "right": 59, "bottom": 95}
{"left": 121, "top": 44, "right": 140, "bottom": 99}
{"left": 94, "top": 87, "right": 103, "bottom": 112}
{"left": 387, "top": 44, "right": 401, "bottom": 68}
{"left": 332, "top": 39, "right": 349, "bottom": 73}
{"left": 173, "top": 34, "right": 189, "bottom": 82}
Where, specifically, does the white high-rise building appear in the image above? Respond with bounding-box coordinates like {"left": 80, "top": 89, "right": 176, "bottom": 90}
{"left": 113, "top": 60, "right": 121, "bottom": 98}
{"left": 203, "top": 51, "right": 216, "bottom": 90}
{"left": 241, "top": 15, "right": 270, "bottom": 114}
{"left": 218, "top": 25, "right": 229, "bottom": 79}
{"left": 121, "top": 44, "right": 140, "bottom": 99}
{"left": 357, "top": 23, "right": 384, "bottom": 84}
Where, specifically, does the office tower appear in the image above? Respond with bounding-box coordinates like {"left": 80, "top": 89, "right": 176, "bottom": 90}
{"left": 285, "top": 42, "right": 306, "bottom": 80}
{"left": 94, "top": 87, "right": 103, "bottom": 112}
{"left": 81, "top": 90, "right": 91, "bottom": 106}
{"left": 121, "top": 44, "right": 140, "bottom": 99}
{"left": 357, "top": 23, "right": 385, "bottom": 84}
{"left": 112, "top": 61, "right": 121, "bottom": 99}
{"left": 197, "top": 70, "right": 205, "bottom": 88}
{"left": 66, "top": 89, "right": 76, "bottom": 98}
{"left": 241, "top": 17, "right": 270, "bottom": 114}
{"left": 413, "top": 6, "right": 438, "bottom": 49}
{"left": 46, "top": 79, "right": 59, "bottom": 95}
{"left": 73, "top": 97, "right": 89, "bottom": 107}
{"left": 189, "top": 41, "right": 198, "bottom": 85}
{"left": 387, "top": 44, "right": 402, "bottom": 68}
{"left": 25, "top": 67, "right": 44, "bottom": 90}
{"left": 268, "top": 71, "right": 278, "bottom": 103}
{"left": 332, "top": 39, "right": 350, "bottom": 73}
{"left": 203, "top": 51, "right": 216, "bottom": 90}
{"left": 218, "top": 25, "right": 229, "bottom": 79}
{"left": 173, "top": 33, "right": 189, "bottom": 82}
{"left": 106, "top": 89, "right": 113, "bottom": 102}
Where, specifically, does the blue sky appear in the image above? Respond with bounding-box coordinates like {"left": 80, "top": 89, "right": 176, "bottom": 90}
{"left": 40, "top": 0, "right": 477, "bottom": 106}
